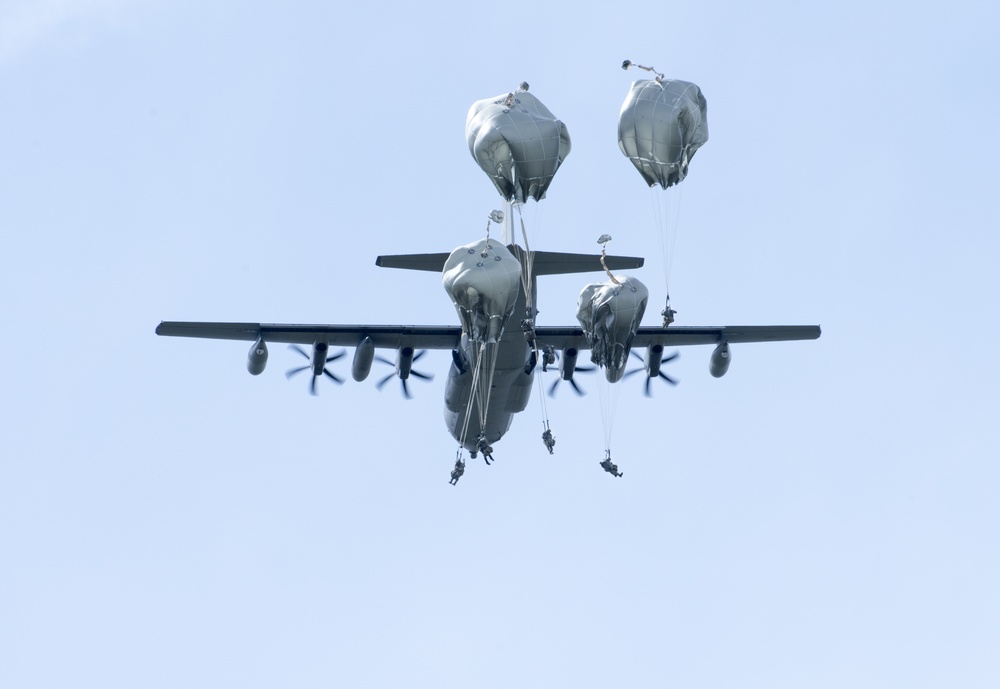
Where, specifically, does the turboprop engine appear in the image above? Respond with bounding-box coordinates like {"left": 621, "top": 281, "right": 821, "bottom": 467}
{"left": 576, "top": 276, "right": 648, "bottom": 383}
{"left": 442, "top": 238, "right": 521, "bottom": 345}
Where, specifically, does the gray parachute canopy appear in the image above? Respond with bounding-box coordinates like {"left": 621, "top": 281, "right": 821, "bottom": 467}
{"left": 618, "top": 79, "right": 708, "bottom": 189}
{"left": 442, "top": 239, "right": 522, "bottom": 345}
{"left": 466, "top": 85, "right": 571, "bottom": 203}
{"left": 576, "top": 276, "right": 649, "bottom": 383}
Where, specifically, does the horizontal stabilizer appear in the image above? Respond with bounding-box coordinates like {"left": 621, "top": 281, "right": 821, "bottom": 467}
{"left": 529, "top": 250, "right": 644, "bottom": 276}
{"left": 375, "top": 252, "right": 451, "bottom": 272}
{"left": 376, "top": 247, "right": 643, "bottom": 276}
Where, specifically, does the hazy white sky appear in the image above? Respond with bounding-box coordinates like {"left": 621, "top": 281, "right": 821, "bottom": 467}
{"left": 2, "top": 1, "right": 998, "bottom": 687}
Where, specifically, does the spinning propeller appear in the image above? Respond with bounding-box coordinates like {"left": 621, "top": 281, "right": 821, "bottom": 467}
{"left": 286, "top": 344, "right": 345, "bottom": 396}
{"left": 546, "top": 363, "right": 595, "bottom": 398}
{"left": 374, "top": 348, "right": 434, "bottom": 399}
{"left": 623, "top": 349, "right": 679, "bottom": 397}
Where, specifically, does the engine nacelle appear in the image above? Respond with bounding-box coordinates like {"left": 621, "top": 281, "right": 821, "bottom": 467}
{"left": 311, "top": 342, "right": 330, "bottom": 376}
{"left": 396, "top": 346, "right": 415, "bottom": 379}
{"left": 352, "top": 337, "right": 375, "bottom": 381}
{"left": 645, "top": 343, "right": 664, "bottom": 378}
{"left": 246, "top": 338, "right": 268, "bottom": 375}
{"left": 559, "top": 347, "right": 580, "bottom": 380}
{"left": 710, "top": 342, "right": 731, "bottom": 378}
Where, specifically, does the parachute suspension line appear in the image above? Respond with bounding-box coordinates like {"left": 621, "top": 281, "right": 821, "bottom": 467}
{"left": 502, "top": 199, "right": 516, "bottom": 245}
{"left": 649, "top": 186, "right": 683, "bottom": 286}
{"left": 622, "top": 59, "right": 664, "bottom": 82}
{"left": 456, "top": 343, "right": 488, "bottom": 450}
{"left": 518, "top": 213, "right": 535, "bottom": 312}
{"left": 483, "top": 216, "right": 495, "bottom": 249}
{"left": 595, "top": 374, "right": 623, "bottom": 453}
{"left": 650, "top": 176, "right": 686, "bottom": 325}
{"left": 536, "top": 371, "right": 550, "bottom": 426}
{"left": 475, "top": 341, "right": 499, "bottom": 428}
{"left": 456, "top": 362, "right": 480, "bottom": 449}
{"left": 597, "top": 234, "right": 621, "bottom": 285}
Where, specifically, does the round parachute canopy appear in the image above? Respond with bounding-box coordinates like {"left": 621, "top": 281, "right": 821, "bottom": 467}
{"left": 442, "top": 239, "right": 522, "bottom": 345}
{"left": 618, "top": 79, "right": 708, "bottom": 189}
{"left": 576, "top": 276, "right": 649, "bottom": 383}
{"left": 466, "top": 86, "right": 571, "bottom": 203}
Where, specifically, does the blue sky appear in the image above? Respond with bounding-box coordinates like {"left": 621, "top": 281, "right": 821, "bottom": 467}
{"left": 2, "top": 1, "right": 998, "bottom": 687}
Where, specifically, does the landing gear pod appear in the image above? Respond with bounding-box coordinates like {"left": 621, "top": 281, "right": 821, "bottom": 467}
{"left": 247, "top": 338, "right": 268, "bottom": 375}
{"left": 710, "top": 342, "right": 731, "bottom": 378}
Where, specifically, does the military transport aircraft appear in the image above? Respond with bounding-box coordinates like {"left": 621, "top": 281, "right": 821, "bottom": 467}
{"left": 157, "top": 76, "right": 822, "bottom": 474}
{"left": 156, "top": 243, "right": 821, "bottom": 460}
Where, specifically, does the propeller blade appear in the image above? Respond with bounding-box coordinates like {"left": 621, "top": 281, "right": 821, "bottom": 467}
{"left": 659, "top": 372, "right": 678, "bottom": 386}
{"left": 661, "top": 352, "right": 680, "bottom": 364}
{"left": 287, "top": 345, "right": 345, "bottom": 394}
{"left": 568, "top": 379, "right": 585, "bottom": 396}
{"left": 644, "top": 377, "right": 652, "bottom": 397}
{"left": 372, "top": 350, "right": 433, "bottom": 398}
{"left": 285, "top": 364, "right": 311, "bottom": 379}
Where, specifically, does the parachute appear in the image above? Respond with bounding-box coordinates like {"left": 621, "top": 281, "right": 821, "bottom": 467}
{"left": 618, "top": 64, "right": 709, "bottom": 325}
{"left": 466, "top": 84, "right": 572, "bottom": 204}
{"left": 576, "top": 275, "right": 649, "bottom": 383}
{"left": 618, "top": 78, "right": 708, "bottom": 190}
{"left": 443, "top": 237, "right": 523, "bottom": 462}
{"left": 442, "top": 238, "right": 522, "bottom": 345}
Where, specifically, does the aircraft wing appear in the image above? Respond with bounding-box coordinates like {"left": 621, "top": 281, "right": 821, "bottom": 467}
{"left": 156, "top": 322, "right": 819, "bottom": 351}
{"left": 155, "top": 322, "right": 463, "bottom": 350}
{"left": 532, "top": 324, "right": 822, "bottom": 351}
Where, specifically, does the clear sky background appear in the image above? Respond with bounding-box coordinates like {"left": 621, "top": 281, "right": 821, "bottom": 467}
{"left": 2, "top": 1, "right": 998, "bottom": 687}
